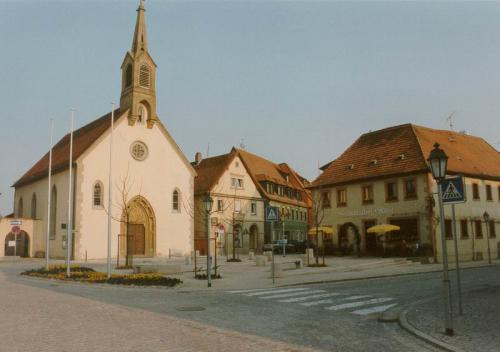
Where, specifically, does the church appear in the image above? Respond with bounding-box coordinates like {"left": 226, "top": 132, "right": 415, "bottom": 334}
{"left": 9, "top": 1, "right": 195, "bottom": 260}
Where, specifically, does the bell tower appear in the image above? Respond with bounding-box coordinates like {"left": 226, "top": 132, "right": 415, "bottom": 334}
{"left": 120, "top": 0, "right": 158, "bottom": 128}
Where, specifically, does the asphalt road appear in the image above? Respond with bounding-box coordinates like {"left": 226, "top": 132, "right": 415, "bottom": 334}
{"left": 3, "top": 262, "right": 500, "bottom": 352}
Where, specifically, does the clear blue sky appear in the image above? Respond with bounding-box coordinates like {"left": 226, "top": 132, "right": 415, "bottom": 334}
{"left": 1, "top": 0, "right": 500, "bottom": 214}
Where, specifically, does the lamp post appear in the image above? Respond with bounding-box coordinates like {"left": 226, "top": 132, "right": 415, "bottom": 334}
{"left": 203, "top": 194, "right": 214, "bottom": 287}
{"left": 483, "top": 211, "right": 492, "bottom": 265}
{"left": 428, "top": 142, "right": 454, "bottom": 336}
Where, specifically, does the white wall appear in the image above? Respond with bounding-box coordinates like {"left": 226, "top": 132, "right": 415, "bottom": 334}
{"left": 75, "top": 115, "right": 194, "bottom": 260}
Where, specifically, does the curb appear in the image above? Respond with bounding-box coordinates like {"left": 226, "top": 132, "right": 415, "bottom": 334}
{"left": 279, "top": 262, "right": 500, "bottom": 288}
{"left": 398, "top": 308, "right": 466, "bottom": 352}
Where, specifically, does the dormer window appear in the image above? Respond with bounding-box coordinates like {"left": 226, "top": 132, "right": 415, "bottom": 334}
{"left": 139, "top": 64, "right": 151, "bottom": 88}
{"left": 347, "top": 164, "right": 354, "bottom": 170}
{"left": 370, "top": 159, "right": 378, "bottom": 165}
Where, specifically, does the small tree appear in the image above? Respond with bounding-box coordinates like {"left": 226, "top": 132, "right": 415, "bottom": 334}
{"left": 311, "top": 188, "right": 326, "bottom": 265}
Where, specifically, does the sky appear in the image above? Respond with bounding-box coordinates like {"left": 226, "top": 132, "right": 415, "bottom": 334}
{"left": 1, "top": 0, "right": 500, "bottom": 215}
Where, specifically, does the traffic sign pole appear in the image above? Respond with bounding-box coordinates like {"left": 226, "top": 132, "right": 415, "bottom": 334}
{"left": 451, "top": 204, "right": 463, "bottom": 315}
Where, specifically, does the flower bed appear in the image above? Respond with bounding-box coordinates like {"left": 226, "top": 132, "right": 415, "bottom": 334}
{"left": 21, "top": 265, "right": 182, "bottom": 287}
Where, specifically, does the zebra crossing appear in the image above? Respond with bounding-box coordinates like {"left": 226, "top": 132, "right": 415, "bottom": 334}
{"left": 226, "top": 287, "right": 397, "bottom": 316}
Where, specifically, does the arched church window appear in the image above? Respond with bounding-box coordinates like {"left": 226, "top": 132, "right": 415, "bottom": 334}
{"left": 139, "top": 64, "right": 151, "bottom": 88}
{"left": 93, "top": 182, "right": 103, "bottom": 207}
{"left": 31, "top": 193, "right": 37, "bottom": 219}
{"left": 172, "top": 189, "right": 180, "bottom": 212}
{"left": 17, "top": 197, "right": 23, "bottom": 217}
{"left": 125, "top": 64, "right": 133, "bottom": 88}
{"left": 130, "top": 141, "right": 148, "bottom": 161}
{"left": 50, "top": 185, "right": 57, "bottom": 239}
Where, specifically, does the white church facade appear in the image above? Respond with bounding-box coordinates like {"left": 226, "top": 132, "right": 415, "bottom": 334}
{"left": 9, "top": 1, "right": 195, "bottom": 260}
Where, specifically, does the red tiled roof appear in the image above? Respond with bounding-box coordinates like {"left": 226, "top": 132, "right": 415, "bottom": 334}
{"left": 194, "top": 148, "right": 311, "bottom": 207}
{"left": 13, "top": 109, "right": 124, "bottom": 188}
{"left": 311, "top": 124, "right": 500, "bottom": 188}
{"left": 193, "top": 151, "right": 236, "bottom": 195}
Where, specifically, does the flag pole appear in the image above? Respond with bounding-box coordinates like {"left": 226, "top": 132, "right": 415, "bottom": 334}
{"left": 66, "top": 109, "right": 75, "bottom": 278}
{"left": 45, "top": 119, "right": 54, "bottom": 270}
{"left": 107, "top": 104, "right": 115, "bottom": 278}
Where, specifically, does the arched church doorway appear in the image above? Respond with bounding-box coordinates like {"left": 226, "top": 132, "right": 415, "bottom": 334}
{"left": 121, "top": 196, "right": 156, "bottom": 257}
{"left": 4, "top": 231, "right": 30, "bottom": 257}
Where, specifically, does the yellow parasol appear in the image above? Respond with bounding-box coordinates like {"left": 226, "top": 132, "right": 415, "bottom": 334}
{"left": 308, "top": 226, "right": 336, "bottom": 236}
{"left": 367, "top": 224, "right": 400, "bottom": 234}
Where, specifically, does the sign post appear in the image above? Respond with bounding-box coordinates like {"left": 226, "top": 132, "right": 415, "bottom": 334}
{"left": 442, "top": 176, "right": 466, "bottom": 315}
{"left": 265, "top": 207, "right": 280, "bottom": 284}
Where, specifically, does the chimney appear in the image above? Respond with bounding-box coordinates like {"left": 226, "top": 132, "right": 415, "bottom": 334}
{"left": 194, "top": 152, "right": 203, "bottom": 165}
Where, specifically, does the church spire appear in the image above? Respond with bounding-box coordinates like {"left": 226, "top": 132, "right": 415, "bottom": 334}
{"left": 120, "top": 0, "right": 158, "bottom": 129}
{"left": 131, "top": 0, "right": 148, "bottom": 54}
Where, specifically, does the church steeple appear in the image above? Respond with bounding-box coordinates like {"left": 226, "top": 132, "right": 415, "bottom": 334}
{"left": 120, "top": 0, "right": 158, "bottom": 128}
{"left": 131, "top": 0, "right": 148, "bottom": 54}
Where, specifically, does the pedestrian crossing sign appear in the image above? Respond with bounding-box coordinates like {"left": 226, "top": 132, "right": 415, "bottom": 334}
{"left": 441, "top": 176, "right": 466, "bottom": 204}
{"left": 265, "top": 206, "right": 280, "bottom": 222}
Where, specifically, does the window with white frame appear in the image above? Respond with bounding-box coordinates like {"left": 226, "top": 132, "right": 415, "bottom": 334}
{"left": 234, "top": 200, "right": 241, "bottom": 213}
{"left": 251, "top": 202, "right": 257, "bottom": 215}
{"left": 231, "top": 177, "right": 244, "bottom": 189}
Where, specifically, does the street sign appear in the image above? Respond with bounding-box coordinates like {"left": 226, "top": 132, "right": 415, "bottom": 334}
{"left": 8, "top": 241, "right": 15, "bottom": 247}
{"left": 265, "top": 206, "right": 280, "bottom": 221}
{"left": 442, "top": 176, "right": 466, "bottom": 204}
{"left": 276, "top": 239, "right": 288, "bottom": 246}
{"left": 9, "top": 219, "right": 22, "bottom": 226}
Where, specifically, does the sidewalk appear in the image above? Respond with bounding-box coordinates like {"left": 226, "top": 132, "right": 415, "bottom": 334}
{"left": 21, "top": 254, "right": 500, "bottom": 291}
{"left": 403, "top": 285, "right": 500, "bottom": 352}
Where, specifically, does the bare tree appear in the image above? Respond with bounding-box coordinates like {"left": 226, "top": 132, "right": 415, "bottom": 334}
{"left": 104, "top": 167, "right": 142, "bottom": 267}
{"left": 311, "top": 188, "right": 326, "bottom": 265}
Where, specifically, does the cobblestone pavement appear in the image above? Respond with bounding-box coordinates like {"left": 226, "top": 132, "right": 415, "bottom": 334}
{"left": 406, "top": 285, "right": 500, "bottom": 352}
{"left": 0, "top": 269, "right": 321, "bottom": 352}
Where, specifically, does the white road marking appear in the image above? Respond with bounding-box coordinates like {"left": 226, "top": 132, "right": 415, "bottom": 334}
{"left": 260, "top": 290, "right": 326, "bottom": 300}
{"left": 245, "top": 288, "right": 310, "bottom": 296}
{"left": 226, "top": 288, "right": 271, "bottom": 294}
{"left": 301, "top": 298, "right": 337, "bottom": 307}
{"left": 343, "top": 295, "right": 371, "bottom": 300}
{"left": 325, "top": 297, "right": 394, "bottom": 311}
{"left": 351, "top": 303, "right": 398, "bottom": 316}
{"left": 279, "top": 292, "right": 343, "bottom": 303}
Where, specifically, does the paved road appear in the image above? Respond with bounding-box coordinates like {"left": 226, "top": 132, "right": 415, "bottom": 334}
{"left": 2, "top": 262, "right": 499, "bottom": 351}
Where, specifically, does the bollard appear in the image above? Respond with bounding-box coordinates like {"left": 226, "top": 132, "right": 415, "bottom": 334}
{"left": 255, "top": 256, "right": 267, "bottom": 266}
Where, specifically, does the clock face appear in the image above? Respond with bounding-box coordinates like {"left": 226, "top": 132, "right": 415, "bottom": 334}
{"left": 130, "top": 141, "right": 148, "bottom": 161}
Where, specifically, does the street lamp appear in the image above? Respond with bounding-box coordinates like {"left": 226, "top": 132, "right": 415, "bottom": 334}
{"left": 483, "top": 211, "right": 492, "bottom": 265}
{"left": 428, "top": 142, "right": 454, "bottom": 336}
{"left": 203, "top": 194, "right": 214, "bottom": 287}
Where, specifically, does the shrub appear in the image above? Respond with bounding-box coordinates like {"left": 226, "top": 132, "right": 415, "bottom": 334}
{"left": 21, "top": 266, "right": 182, "bottom": 287}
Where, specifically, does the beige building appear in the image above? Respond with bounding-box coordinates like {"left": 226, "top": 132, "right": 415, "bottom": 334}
{"left": 193, "top": 148, "right": 311, "bottom": 256}
{"left": 310, "top": 124, "right": 500, "bottom": 262}
{"left": 8, "top": 1, "right": 195, "bottom": 260}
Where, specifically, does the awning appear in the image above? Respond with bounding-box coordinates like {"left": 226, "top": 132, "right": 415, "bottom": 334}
{"left": 367, "top": 224, "right": 400, "bottom": 234}
{"left": 308, "top": 226, "right": 336, "bottom": 236}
